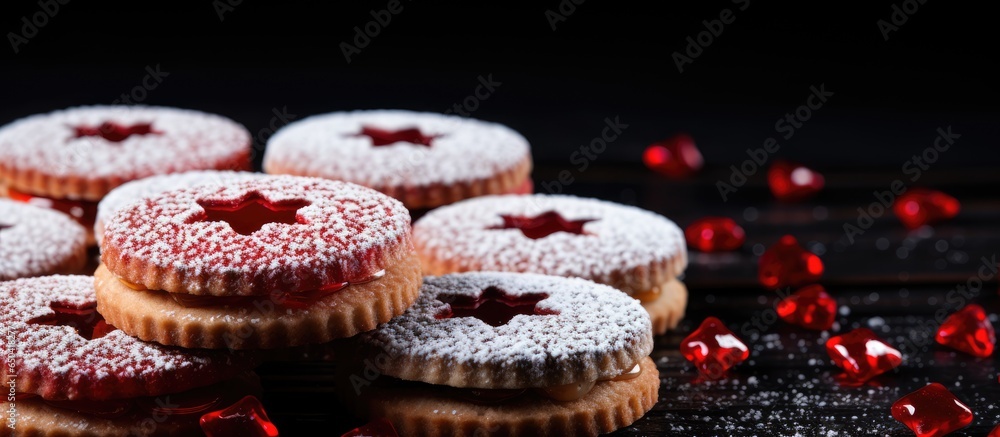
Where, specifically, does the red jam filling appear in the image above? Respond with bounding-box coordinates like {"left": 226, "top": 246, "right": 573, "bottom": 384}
{"left": 355, "top": 126, "right": 439, "bottom": 147}
{"left": 6, "top": 187, "right": 99, "bottom": 229}
{"left": 122, "top": 271, "right": 385, "bottom": 309}
{"left": 26, "top": 301, "right": 116, "bottom": 340}
{"left": 199, "top": 395, "right": 279, "bottom": 437}
{"left": 435, "top": 286, "right": 556, "bottom": 327}
{"left": 73, "top": 121, "right": 159, "bottom": 143}
{"left": 491, "top": 211, "right": 597, "bottom": 240}
{"left": 196, "top": 192, "right": 310, "bottom": 236}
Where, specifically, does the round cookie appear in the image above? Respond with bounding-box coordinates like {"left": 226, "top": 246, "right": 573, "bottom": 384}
{"left": 94, "top": 170, "right": 263, "bottom": 244}
{"left": 263, "top": 110, "right": 532, "bottom": 209}
{"left": 0, "top": 105, "right": 252, "bottom": 242}
{"left": 412, "top": 194, "right": 688, "bottom": 333}
{"left": 97, "top": 175, "right": 422, "bottom": 349}
{"left": 0, "top": 199, "right": 87, "bottom": 281}
{"left": 339, "top": 272, "right": 657, "bottom": 437}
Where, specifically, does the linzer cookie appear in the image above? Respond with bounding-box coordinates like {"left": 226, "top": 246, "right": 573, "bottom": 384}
{"left": 96, "top": 175, "right": 422, "bottom": 349}
{"left": 338, "top": 272, "right": 657, "bottom": 437}
{"left": 413, "top": 194, "right": 689, "bottom": 334}
{"left": 94, "top": 170, "right": 263, "bottom": 244}
{"left": 262, "top": 110, "right": 533, "bottom": 210}
{"left": 0, "top": 199, "right": 87, "bottom": 281}
{"left": 0, "top": 275, "right": 259, "bottom": 436}
{"left": 0, "top": 105, "right": 252, "bottom": 243}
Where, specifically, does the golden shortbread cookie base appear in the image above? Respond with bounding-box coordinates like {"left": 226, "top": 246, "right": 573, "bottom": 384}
{"left": 93, "top": 253, "right": 423, "bottom": 350}
{"left": 642, "top": 279, "right": 688, "bottom": 335}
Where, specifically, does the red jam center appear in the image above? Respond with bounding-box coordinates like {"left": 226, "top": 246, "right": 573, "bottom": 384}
{"left": 825, "top": 328, "right": 902, "bottom": 382}
{"left": 642, "top": 133, "right": 703, "bottom": 179}
{"left": 199, "top": 395, "right": 279, "bottom": 437}
{"left": 73, "top": 121, "right": 159, "bottom": 142}
{"left": 356, "top": 126, "right": 438, "bottom": 147}
{"left": 492, "top": 211, "right": 597, "bottom": 240}
{"left": 435, "top": 286, "right": 556, "bottom": 327}
{"left": 162, "top": 270, "right": 384, "bottom": 309}
{"left": 26, "top": 301, "right": 116, "bottom": 340}
{"left": 196, "top": 192, "right": 310, "bottom": 236}
{"left": 890, "top": 383, "right": 974, "bottom": 437}
{"left": 680, "top": 316, "right": 749, "bottom": 380}
{"left": 758, "top": 235, "right": 824, "bottom": 289}
{"left": 6, "top": 187, "right": 99, "bottom": 229}
{"left": 935, "top": 304, "right": 995, "bottom": 357}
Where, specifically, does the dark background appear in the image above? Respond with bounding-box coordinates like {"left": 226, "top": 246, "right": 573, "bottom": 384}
{"left": 1, "top": 1, "right": 997, "bottom": 171}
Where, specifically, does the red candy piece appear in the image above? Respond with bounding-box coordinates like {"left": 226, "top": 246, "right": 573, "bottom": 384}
{"left": 758, "top": 235, "right": 823, "bottom": 289}
{"left": 891, "top": 383, "right": 973, "bottom": 437}
{"left": 767, "top": 160, "right": 824, "bottom": 202}
{"left": 200, "top": 396, "right": 278, "bottom": 437}
{"left": 894, "top": 189, "right": 960, "bottom": 229}
{"left": 990, "top": 424, "right": 1000, "bottom": 437}
{"left": 27, "top": 301, "right": 116, "bottom": 340}
{"left": 358, "top": 126, "right": 438, "bottom": 147}
{"left": 680, "top": 317, "right": 749, "bottom": 379}
{"left": 684, "top": 217, "right": 745, "bottom": 252}
{"left": 436, "top": 287, "right": 555, "bottom": 327}
{"left": 825, "top": 328, "right": 902, "bottom": 382}
{"left": 777, "top": 284, "right": 837, "bottom": 330}
{"left": 492, "top": 211, "right": 596, "bottom": 240}
{"left": 935, "top": 304, "right": 995, "bottom": 357}
{"left": 341, "top": 418, "right": 400, "bottom": 437}
{"left": 642, "top": 133, "right": 703, "bottom": 179}
{"left": 197, "top": 192, "right": 310, "bottom": 236}
{"left": 73, "top": 121, "right": 158, "bottom": 142}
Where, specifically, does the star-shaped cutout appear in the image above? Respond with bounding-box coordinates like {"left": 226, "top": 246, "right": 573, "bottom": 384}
{"left": 199, "top": 395, "right": 279, "bottom": 437}
{"left": 197, "top": 192, "right": 310, "bottom": 236}
{"left": 436, "top": 287, "right": 556, "bottom": 327}
{"left": 73, "top": 121, "right": 159, "bottom": 143}
{"left": 355, "top": 126, "right": 439, "bottom": 147}
{"left": 491, "top": 211, "right": 597, "bottom": 240}
{"left": 27, "top": 301, "right": 116, "bottom": 340}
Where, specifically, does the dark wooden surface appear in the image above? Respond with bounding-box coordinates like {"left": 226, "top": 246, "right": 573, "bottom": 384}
{"left": 252, "top": 164, "right": 1000, "bottom": 436}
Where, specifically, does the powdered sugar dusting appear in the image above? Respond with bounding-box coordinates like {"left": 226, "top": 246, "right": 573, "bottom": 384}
{"left": 263, "top": 110, "right": 530, "bottom": 187}
{"left": 95, "top": 170, "right": 264, "bottom": 243}
{"left": 102, "top": 175, "right": 412, "bottom": 295}
{"left": 0, "top": 199, "right": 86, "bottom": 280}
{"left": 0, "top": 276, "right": 246, "bottom": 400}
{"left": 360, "top": 272, "right": 653, "bottom": 384}
{"left": 0, "top": 105, "right": 249, "bottom": 179}
{"left": 413, "top": 194, "right": 686, "bottom": 284}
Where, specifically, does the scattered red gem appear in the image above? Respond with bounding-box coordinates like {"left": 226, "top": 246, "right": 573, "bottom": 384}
{"left": 680, "top": 317, "right": 749, "bottom": 379}
{"left": 684, "top": 217, "right": 745, "bottom": 252}
{"left": 990, "top": 424, "right": 1000, "bottom": 437}
{"left": 199, "top": 395, "right": 278, "bottom": 437}
{"left": 341, "top": 418, "right": 399, "bottom": 437}
{"left": 73, "top": 121, "right": 158, "bottom": 142}
{"left": 357, "top": 126, "right": 438, "bottom": 147}
{"left": 758, "top": 235, "right": 824, "bottom": 289}
{"left": 436, "top": 287, "right": 555, "bottom": 327}
{"left": 27, "top": 302, "right": 116, "bottom": 340}
{"left": 894, "top": 189, "right": 960, "bottom": 229}
{"left": 642, "top": 133, "right": 703, "bottom": 179}
{"left": 825, "top": 328, "right": 902, "bottom": 382}
{"left": 767, "top": 160, "right": 824, "bottom": 202}
{"left": 890, "top": 383, "right": 973, "bottom": 437}
{"left": 492, "top": 211, "right": 596, "bottom": 240}
{"left": 935, "top": 304, "right": 995, "bottom": 357}
{"left": 197, "top": 192, "right": 310, "bottom": 236}
{"left": 776, "top": 284, "right": 837, "bottom": 330}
